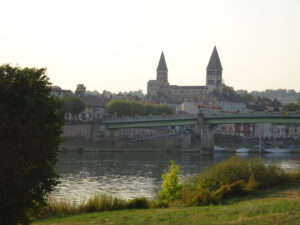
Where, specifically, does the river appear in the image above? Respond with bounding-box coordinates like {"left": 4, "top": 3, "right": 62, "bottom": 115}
{"left": 52, "top": 151, "right": 300, "bottom": 202}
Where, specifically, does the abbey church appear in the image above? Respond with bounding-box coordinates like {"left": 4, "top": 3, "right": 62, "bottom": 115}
{"left": 147, "top": 46, "right": 223, "bottom": 102}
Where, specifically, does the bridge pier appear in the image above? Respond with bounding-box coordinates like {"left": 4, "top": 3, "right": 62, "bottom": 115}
{"left": 197, "top": 113, "right": 216, "bottom": 155}
{"left": 200, "top": 125, "right": 216, "bottom": 155}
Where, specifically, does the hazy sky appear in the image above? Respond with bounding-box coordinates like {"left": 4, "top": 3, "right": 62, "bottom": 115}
{"left": 0, "top": 0, "right": 299, "bottom": 93}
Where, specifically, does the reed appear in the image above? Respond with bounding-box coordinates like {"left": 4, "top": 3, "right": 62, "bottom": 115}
{"left": 39, "top": 194, "right": 151, "bottom": 218}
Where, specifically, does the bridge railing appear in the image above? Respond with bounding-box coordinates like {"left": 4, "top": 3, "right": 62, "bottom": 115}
{"left": 102, "top": 112, "right": 300, "bottom": 123}
{"left": 205, "top": 112, "right": 300, "bottom": 118}
{"left": 102, "top": 114, "right": 195, "bottom": 123}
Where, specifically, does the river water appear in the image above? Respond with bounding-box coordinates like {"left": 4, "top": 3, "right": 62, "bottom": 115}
{"left": 52, "top": 151, "right": 300, "bottom": 202}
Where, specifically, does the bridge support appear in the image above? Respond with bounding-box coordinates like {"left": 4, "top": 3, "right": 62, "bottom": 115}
{"left": 197, "top": 113, "right": 216, "bottom": 155}
{"left": 200, "top": 125, "right": 216, "bottom": 155}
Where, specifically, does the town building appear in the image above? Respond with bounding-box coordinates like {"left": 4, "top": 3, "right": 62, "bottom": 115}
{"left": 255, "top": 123, "right": 300, "bottom": 139}
{"left": 234, "top": 124, "right": 254, "bottom": 137}
{"left": 177, "top": 101, "right": 220, "bottom": 116}
{"left": 50, "top": 86, "right": 73, "bottom": 98}
{"left": 78, "top": 96, "right": 108, "bottom": 121}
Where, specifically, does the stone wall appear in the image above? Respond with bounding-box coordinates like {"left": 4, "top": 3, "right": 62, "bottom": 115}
{"left": 61, "top": 123, "right": 190, "bottom": 151}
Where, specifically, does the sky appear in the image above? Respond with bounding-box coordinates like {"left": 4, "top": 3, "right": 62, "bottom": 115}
{"left": 0, "top": 0, "right": 299, "bottom": 93}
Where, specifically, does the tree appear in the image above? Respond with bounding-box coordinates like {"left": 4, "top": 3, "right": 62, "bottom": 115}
{"left": 75, "top": 84, "right": 86, "bottom": 97}
{"left": 0, "top": 65, "right": 64, "bottom": 225}
{"left": 61, "top": 96, "right": 85, "bottom": 120}
{"left": 285, "top": 103, "right": 299, "bottom": 111}
{"left": 106, "top": 100, "right": 173, "bottom": 117}
{"left": 159, "top": 161, "right": 182, "bottom": 201}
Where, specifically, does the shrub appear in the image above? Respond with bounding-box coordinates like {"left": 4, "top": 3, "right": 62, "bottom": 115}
{"left": 127, "top": 197, "right": 150, "bottom": 209}
{"left": 149, "top": 199, "right": 169, "bottom": 209}
{"left": 213, "top": 180, "right": 246, "bottom": 199}
{"left": 243, "top": 175, "right": 260, "bottom": 193}
{"left": 178, "top": 156, "right": 290, "bottom": 206}
{"left": 194, "top": 189, "right": 217, "bottom": 205}
{"left": 247, "top": 158, "right": 286, "bottom": 188}
{"left": 286, "top": 171, "right": 300, "bottom": 184}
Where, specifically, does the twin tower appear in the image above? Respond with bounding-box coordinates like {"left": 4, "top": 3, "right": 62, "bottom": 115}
{"left": 147, "top": 46, "right": 223, "bottom": 101}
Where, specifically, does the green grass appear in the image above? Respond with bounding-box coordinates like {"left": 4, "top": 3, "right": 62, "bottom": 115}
{"left": 34, "top": 185, "right": 300, "bottom": 225}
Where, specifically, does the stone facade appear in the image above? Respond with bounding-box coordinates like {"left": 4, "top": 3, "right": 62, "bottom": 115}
{"left": 147, "top": 46, "right": 223, "bottom": 101}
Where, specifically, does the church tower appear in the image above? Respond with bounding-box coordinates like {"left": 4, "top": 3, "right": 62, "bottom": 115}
{"left": 156, "top": 51, "right": 169, "bottom": 84}
{"left": 206, "top": 46, "right": 223, "bottom": 93}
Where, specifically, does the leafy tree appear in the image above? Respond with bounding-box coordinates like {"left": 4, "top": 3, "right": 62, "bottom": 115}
{"left": 0, "top": 65, "right": 63, "bottom": 225}
{"left": 106, "top": 100, "right": 173, "bottom": 117}
{"left": 144, "top": 103, "right": 157, "bottom": 115}
{"left": 61, "top": 96, "right": 85, "bottom": 120}
{"left": 75, "top": 84, "right": 86, "bottom": 97}
{"left": 131, "top": 101, "right": 145, "bottom": 115}
{"left": 159, "top": 161, "right": 182, "bottom": 201}
{"left": 156, "top": 104, "right": 172, "bottom": 115}
{"left": 285, "top": 103, "right": 299, "bottom": 111}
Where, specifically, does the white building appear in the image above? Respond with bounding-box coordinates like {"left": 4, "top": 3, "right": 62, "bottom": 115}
{"left": 78, "top": 96, "right": 107, "bottom": 121}
{"left": 219, "top": 101, "right": 250, "bottom": 113}
{"left": 177, "top": 101, "right": 220, "bottom": 116}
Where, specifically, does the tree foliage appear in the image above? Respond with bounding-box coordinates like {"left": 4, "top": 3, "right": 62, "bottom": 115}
{"left": 159, "top": 161, "right": 182, "bottom": 201}
{"left": 61, "top": 96, "right": 86, "bottom": 119}
{"left": 285, "top": 103, "right": 300, "bottom": 111}
{"left": 75, "top": 84, "right": 86, "bottom": 97}
{"left": 0, "top": 65, "right": 64, "bottom": 225}
{"left": 106, "top": 100, "right": 173, "bottom": 117}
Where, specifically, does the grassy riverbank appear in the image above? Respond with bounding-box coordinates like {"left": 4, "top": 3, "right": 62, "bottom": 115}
{"left": 34, "top": 184, "right": 300, "bottom": 225}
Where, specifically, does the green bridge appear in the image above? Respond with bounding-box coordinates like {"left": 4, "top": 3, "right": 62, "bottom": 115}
{"left": 102, "top": 112, "right": 300, "bottom": 129}
{"left": 102, "top": 112, "right": 300, "bottom": 155}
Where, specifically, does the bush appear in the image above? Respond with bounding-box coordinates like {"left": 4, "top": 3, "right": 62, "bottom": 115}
{"left": 127, "top": 197, "right": 150, "bottom": 209}
{"left": 243, "top": 175, "right": 260, "bottom": 193}
{"left": 214, "top": 180, "right": 246, "bottom": 199}
{"left": 177, "top": 156, "right": 292, "bottom": 206}
{"left": 286, "top": 171, "right": 300, "bottom": 184}
{"left": 149, "top": 199, "right": 169, "bottom": 209}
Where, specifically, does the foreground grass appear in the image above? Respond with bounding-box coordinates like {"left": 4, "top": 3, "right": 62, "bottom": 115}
{"left": 34, "top": 185, "right": 300, "bottom": 225}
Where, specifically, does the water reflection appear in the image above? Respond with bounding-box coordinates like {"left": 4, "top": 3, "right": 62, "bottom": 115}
{"left": 53, "top": 151, "right": 300, "bottom": 202}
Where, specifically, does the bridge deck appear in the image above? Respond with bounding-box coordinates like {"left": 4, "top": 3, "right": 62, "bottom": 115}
{"left": 102, "top": 113, "right": 300, "bottom": 129}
